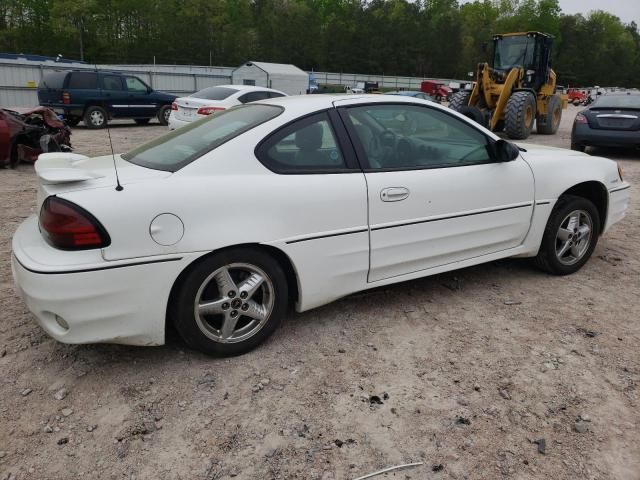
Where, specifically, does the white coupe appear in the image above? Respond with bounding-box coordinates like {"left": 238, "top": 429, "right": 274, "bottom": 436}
{"left": 12, "top": 95, "right": 630, "bottom": 356}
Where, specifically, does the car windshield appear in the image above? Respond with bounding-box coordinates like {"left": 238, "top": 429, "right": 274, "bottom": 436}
{"left": 191, "top": 86, "right": 238, "bottom": 100}
{"left": 494, "top": 36, "right": 536, "bottom": 70}
{"left": 122, "top": 104, "right": 283, "bottom": 172}
{"left": 593, "top": 95, "right": 640, "bottom": 109}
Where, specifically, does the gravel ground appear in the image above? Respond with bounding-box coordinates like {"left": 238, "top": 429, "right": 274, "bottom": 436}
{"left": 0, "top": 107, "right": 638, "bottom": 480}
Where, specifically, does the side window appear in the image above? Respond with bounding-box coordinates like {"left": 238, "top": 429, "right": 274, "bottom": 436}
{"left": 268, "top": 92, "right": 285, "bottom": 99}
{"left": 345, "top": 104, "right": 492, "bottom": 170}
{"left": 125, "top": 76, "right": 148, "bottom": 92}
{"left": 102, "top": 75, "right": 123, "bottom": 91}
{"left": 68, "top": 72, "right": 97, "bottom": 89}
{"left": 257, "top": 113, "right": 346, "bottom": 173}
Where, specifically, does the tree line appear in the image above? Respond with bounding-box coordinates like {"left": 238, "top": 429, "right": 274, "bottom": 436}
{"left": 1, "top": 0, "right": 639, "bottom": 87}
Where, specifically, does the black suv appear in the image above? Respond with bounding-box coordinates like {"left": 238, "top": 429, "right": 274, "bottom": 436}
{"left": 38, "top": 70, "right": 177, "bottom": 128}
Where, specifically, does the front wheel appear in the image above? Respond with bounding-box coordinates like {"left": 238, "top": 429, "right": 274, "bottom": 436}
{"left": 533, "top": 195, "right": 600, "bottom": 275}
{"left": 170, "top": 248, "right": 288, "bottom": 356}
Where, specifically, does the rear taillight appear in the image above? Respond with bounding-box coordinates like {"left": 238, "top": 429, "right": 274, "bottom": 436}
{"left": 197, "top": 106, "right": 225, "bottom": 115}
{"left": 575, "top": 113, "right": 588, "bottom": 124}
{"left": 39, "top": 197, "right": 110, "bottom": 250}
{"left": 171, "top": 102, "right": 178, "bottom": 110}
{"left": 62, "top": 92, "right": 70, "bottom": 105}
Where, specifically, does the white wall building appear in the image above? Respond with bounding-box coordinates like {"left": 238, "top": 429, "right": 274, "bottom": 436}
{"left": 232, "top": 61, "right": 308, "bottom": 96}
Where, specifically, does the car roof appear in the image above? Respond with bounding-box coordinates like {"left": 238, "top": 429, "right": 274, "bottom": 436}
{"left": 204, "top": 84, "right": 286, "bottom": 94}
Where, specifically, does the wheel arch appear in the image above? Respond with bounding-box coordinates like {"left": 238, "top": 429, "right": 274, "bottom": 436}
{"left": 559, "top": 181, "right": 608, "bottom": 234}
{"left": 165, "top": 243, "right": 300, "bottom": 341}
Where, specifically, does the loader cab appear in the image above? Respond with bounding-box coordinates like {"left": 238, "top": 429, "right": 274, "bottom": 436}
{"left": 492, "top": 32, "right": 553, "bottom": 91}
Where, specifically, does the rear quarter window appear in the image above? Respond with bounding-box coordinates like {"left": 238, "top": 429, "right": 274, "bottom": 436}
{"left": 39, "top": 71, "right": 67, "bottom": 89}
{"left": 68, "top": 72, "right": 98, "bottom": 89}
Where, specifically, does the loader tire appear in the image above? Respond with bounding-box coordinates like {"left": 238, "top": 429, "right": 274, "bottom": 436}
{"left": 505, "top": 91, "right": 536, "bottom": 140}
{"left": 458, "top": 106, "right": 487, "bottom": 127}
{"left": 536, "top": 94, "right": 562, "bottom": 135}
{"left": 449, "top": 91, "right": 471, "bottom": 112}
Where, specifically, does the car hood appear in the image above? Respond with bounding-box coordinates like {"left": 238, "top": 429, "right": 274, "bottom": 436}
{"left": 154, "top": 91, "right": 178, "bottom": 101}
{"left": 515, "top": 142, "right": 590, "bottom": 157}
{"left": 34, "top": 152, "right": 170, "bottom": 206}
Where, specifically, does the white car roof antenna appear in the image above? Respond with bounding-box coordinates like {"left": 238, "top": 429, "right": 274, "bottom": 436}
{"left": 95, "top": 64, "right": 123, "bottom": 191}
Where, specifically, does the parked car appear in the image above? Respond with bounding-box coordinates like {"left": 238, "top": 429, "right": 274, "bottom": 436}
{"left": 0, "top": 106, "right": 71, "bottom": 168}
{"left": 571, "top": 92, "right": 640, "bottom": 152}
{"left": 168, "top": 85, "right": 286, "bottom": 130}
{"left": 12, "top": 95, "right": 630, "bottom": 356}
{"left": 386, "top": 90, "right": 435, "bottom": 101}
{"left": 567, "top": 88, "right": 588, "bottom": 106}
{"left": 420, "top": 80, "right": 452, "bottom": 101}
{"left": 38, "top": 70, "right": 176, "bottom": 129}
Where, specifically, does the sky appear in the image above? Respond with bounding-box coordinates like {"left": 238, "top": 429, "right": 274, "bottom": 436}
{"left": 458, "top": 0, "right": 640, "bottom": 24}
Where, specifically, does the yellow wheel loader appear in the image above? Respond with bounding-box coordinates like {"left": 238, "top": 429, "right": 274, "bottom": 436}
{"left": 449, "top": 32, "right": 568, "bottom": 140}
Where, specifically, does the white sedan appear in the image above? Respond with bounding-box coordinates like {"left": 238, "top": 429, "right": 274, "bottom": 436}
{"left": 167, "top": 85, "right": 286, "bottom": 130}
{"left": 12, "top": 95, "right": 630, "bottom": 356}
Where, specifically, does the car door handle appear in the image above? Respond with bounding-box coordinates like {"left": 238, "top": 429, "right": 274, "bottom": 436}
{"left": 380, "top": 187, "right": 410, "bottom": 202}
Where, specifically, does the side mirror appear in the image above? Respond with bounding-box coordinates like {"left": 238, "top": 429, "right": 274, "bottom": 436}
{"left": 494, "top": 139, "right": 520, "bottom": 162}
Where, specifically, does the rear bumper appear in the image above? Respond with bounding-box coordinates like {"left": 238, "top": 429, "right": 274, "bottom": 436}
{"left": 11, "top": 216, "right": 202, "bottom": 346}
{"left": 168, "top": 114, "right": 191, "bottom": 130}
{"left": 572, "top": 124, "right": 640, "bottom": 148}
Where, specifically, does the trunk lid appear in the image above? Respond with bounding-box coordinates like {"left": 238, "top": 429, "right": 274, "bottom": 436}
{"left": 35, "top": 152, "right": 170, "bottom": 208}
{"left": 174, "top": 97, "right": 227, "bottom": 121}
{"left": 585, "top": 108, "right": 640, "bottom": 131}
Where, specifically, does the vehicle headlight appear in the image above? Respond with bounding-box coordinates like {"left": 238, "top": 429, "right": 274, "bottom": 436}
{"left": 618, "top": 163, "right": 624, "bottom": 181}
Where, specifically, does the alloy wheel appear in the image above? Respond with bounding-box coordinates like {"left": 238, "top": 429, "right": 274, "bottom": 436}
{"left": 193, "top": 263, "right": 274, "bottom": 344}
{"left": 555, "top": 209, "right": 592, "bottom": 266}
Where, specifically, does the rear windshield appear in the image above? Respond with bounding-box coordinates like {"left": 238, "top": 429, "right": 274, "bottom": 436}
{"left": 40, "top": 71, "right": 67, "bottom": 89}
{"left": 191, "top": 86, "right": 238, "bottom": 100}
{"left": 122, "top": 104, "right": 283, "bottom": 172}
{"left": 593, "top": 95, "right": 640, "bottom": 109}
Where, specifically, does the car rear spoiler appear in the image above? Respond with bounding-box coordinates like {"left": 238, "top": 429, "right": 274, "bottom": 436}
{"left": 35, "top": 152, "right": 105, "bottom": 184}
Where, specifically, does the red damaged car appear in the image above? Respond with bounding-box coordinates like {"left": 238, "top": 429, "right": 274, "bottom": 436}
{"left": 0, "top": 106, "right": 72, "bottom": 168}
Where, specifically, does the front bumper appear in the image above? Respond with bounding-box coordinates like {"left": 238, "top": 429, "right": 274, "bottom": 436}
{"left": 11, "top": 216, "right": 201, "bottom": 346}
{"left": 572, "top": 124, "right": 640, "bottom": 148}
{"left": 605, "top": 184, "right": 631, "bottom": 233}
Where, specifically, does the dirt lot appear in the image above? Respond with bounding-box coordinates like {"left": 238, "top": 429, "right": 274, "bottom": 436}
{"left": 1, "top": 107, "right": 638, "bottom": 480}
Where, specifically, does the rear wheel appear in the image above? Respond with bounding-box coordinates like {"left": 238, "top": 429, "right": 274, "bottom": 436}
{"left": 158, "top": 105, "right": 171, "bottom": 126}
{"left": 536, "top": 94, "right": 562, "bottom": 135}
{"left": 505, "top": 91, "right": 536, "bottom": 140}
{"left": 134, "top": 118, "right": 151, "bottom": 125}
{"left": 170, "top": 248, "right": 288, "bottom": 356}
{"left": 83, "top": 106, "right": 107, "bottom": 129}
{"left": 570, "top": 142, "right": 586, "bottom": 152}
{"left": 534, "top": 195, "right": 600, "bottom": 275}
{"left": 449, "top": 91, "right": 471, "bottom": 112}
{"left": 65, "top": 116, "right": 80, "bottom": 127}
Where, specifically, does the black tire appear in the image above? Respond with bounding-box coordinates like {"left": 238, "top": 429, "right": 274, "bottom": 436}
{"left": 505, "top": 91, "right": 536, "bottom": 140}
{"left": 536, "top": 94, "right": 562, "bottom": 135}
{"left": 570, "top": 142, "right": 586, "bottom": 152}
{"left": 134, "top": 118, "right": 151, "bottom": 125}
{"left": 449, "top": 91, "right": 471, "bottom": 112}
{"left": 458, "top": 106, "right": 486, "bottom": 127}
{"left": 158, "top": 105, "right": 171, "bottom": 126}
{"left": 533, "top": 195, "right": 600, "bottom": 275}
{"left": 170, "top": 248, "right": 288, "bottom": 356}
{"left": 65, "top": 116, "right": 80, "bottom": 127}
{"left": 83, "top": 106, "right": 108, "bottom": 129}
